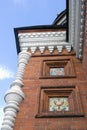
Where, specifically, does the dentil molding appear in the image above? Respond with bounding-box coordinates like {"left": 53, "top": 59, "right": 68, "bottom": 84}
{"left": 18, "top": 31, "right": 72, "bottom": 53}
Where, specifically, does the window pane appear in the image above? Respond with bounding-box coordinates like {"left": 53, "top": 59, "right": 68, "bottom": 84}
{"left": 49, "top": 97, "right": 69, "bottom": 111}
{"left": 50, "top": 68, "right": 64, "bottom": 76}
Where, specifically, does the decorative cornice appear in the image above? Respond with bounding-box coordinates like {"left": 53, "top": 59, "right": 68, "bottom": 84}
{"left": 18, "top": 31, "right": 66, "bottom": 39}
{"left": 18, "top": 31, "right": 72, "bottom": 54}
{"left": 20, "top": 42, "right": 72, "bottom": 54}
{"left": 18, "top": 31, "right": 66, "bottom": 44}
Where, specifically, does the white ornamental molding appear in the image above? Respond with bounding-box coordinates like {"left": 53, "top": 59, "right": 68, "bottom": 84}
{"left": 30, "top": 46, "right": 37, "bottom": 54}
{"left": 21, "top": 42, "right": 72, "bottom": 54}
{"left": 66, "top": 45, "right": 72, "bottom": 52}
{"left": 18, "top": 31, "right": 66, "bottom": 39}
{"left": 48, "top": 46, "right": 54, "bottom": 53}
{"left": 39, "top": 46, "right": 45, "bottom": 54}
{"left": 69, "top": 0, "right": 85, "bottom": 58}
{"left": 18, "top": 31, "right": 73, "bottom": 54}
{"left": 18, "top": 31, "right": 66, "bottom": 44}
{"left": 57, "top": 46, "right": 63, "bottom": 53}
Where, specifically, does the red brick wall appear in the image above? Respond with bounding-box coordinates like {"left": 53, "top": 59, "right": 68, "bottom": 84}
{"left": 13, "top": 2, "right": 87, "bottom": 129}
{"left": 14, "top": 53, "right": 87, "bottom": 130}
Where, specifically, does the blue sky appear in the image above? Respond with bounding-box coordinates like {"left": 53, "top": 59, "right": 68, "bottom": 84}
{"left": 0, "top": 0, "right": 66, "bottom": 128}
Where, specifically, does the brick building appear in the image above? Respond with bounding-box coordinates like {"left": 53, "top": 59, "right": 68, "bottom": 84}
{"left": 1, "top": 0, "right": 87, "bottom": 130}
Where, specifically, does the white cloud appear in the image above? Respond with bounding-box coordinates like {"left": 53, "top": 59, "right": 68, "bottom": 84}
{"left": 0, "top": 107, "right": 4, "bottom": 129}
{"left": 0, "top": 65, "right": 14, "bottom": 80}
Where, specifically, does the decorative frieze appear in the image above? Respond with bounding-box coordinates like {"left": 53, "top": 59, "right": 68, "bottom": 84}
{"left": 18, "top": 31, "right": 66, "bottom": 39}
{"left": 21, "top": 44, "right": 72, "bottom": 54}
{"left": 17, "top": 31, "right": 73, "bottom": 54}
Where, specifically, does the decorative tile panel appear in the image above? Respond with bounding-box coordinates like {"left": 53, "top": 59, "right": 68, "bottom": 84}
{"left": 49, "top": 97, "right": 69, "bottom": 111}
{"left": 40, "top": 59, "right": 76, "bottom": 78}
{"left": 50, "top": 68, "right": 64, "bottom": 76}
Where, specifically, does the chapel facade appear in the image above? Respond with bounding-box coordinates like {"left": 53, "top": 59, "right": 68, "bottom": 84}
{"left": 1, "top": 0, "right": 87, "bottom": 130}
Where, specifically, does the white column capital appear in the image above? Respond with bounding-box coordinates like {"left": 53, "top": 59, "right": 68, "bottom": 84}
{"left": 18, "top": 51, "right": 31, "bottom": 65}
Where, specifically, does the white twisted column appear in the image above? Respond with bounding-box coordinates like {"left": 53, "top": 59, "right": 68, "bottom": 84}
{"left": 1, "top": 51, "right": 31, "bottom": 130}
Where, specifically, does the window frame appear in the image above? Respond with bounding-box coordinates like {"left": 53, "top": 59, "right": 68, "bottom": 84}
{"left": 35, "top": 86, "right": 84, "bottom": 118}
{"left": 40, "top": 59, "right": 76, "bottom": 79}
